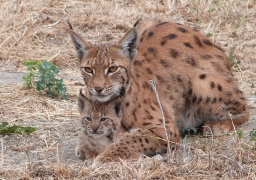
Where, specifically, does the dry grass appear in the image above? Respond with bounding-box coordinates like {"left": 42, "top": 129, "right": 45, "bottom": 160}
{"left": 0, "top": 0, "right": 256, "bottom": 179}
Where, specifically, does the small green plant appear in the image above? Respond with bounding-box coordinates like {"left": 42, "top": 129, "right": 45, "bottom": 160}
{"left": 229, "top": 45, "right": 237, "bottom": 63}
{"left": 236, "top": 129, "right": 243, "bottom": 140}
{"left": 0, "top": 122, "right": 36, "bottom": 135}
{"left": 181, "top": 128, "right": 198, "bottom": 138}
{"left": 23, "top": 60, "right": 68, "bottom": 99}
{"left": 235, "top": 13, "right": 249, "bottom": 29}
{"left": 228, "top": 45, "right": 241, "bottom": 70}
{"left": 250, "top": 129, "right": 256, "bottom": 140}
{"left": 206, "top": 33, "right": 213, "bottom": 37}
{"left": 22, "top": 60, "right": 42, "bottom": 88}
{"left": 208, "top": 7, "right": 215, "bottom": 14}
{"left": 250, "top": 129, "right": 256, "bottom": 147}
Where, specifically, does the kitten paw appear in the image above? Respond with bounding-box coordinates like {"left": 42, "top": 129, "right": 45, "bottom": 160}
{"left": 75, "top": 145, "right": 85, "bottom": 159}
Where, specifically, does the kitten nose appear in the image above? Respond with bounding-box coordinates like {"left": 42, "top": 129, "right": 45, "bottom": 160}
{"left": 92, "top": 126, "right": 99, "bottom": 133}
{"left": 94, "top": 87, "right": 103, "bottom": 93}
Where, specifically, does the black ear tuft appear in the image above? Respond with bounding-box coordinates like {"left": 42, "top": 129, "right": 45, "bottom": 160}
{"left": 68, "top": 25, "right": 92, "bottom": 62}
{"left": 118, "top": 28, "right": 138, "bottom": 60}
{"left": 78, "top": 89, "right": 90, "bottom": 113}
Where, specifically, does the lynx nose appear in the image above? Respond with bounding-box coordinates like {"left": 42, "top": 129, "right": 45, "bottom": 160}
{"left": 94, "top": 87, "right": 103, "bottom": 93}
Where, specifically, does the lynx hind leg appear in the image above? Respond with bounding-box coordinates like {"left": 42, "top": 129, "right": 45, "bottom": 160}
{"left": 92, "top": 128, "right": 180, "bottom": 166}
{"left": 203, "top": 107, "right": 249, "bottom": 136}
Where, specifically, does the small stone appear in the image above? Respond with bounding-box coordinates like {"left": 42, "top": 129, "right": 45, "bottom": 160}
{"left": 3, "top": 135, "right": 10, "bottom": 140}
{"left": 154, "top": 154, "right": 164, "bottom": 161}
{"left": 39, "top": 134, "right": 47, "bottom": 139}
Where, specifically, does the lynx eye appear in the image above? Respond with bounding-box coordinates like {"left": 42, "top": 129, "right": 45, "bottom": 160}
{"left": 108, "top": 66, "right": 118, "bottom": 73}
{"left": 100, "top": 117, "right": 108, "bottom": 122}
{"left": 85, "top": 117, "right": 92, "bottom": 122}
{"left": 83, "top": 67, "right": 93, "bottom": 74}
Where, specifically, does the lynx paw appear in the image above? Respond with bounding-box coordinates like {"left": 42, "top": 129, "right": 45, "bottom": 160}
{"left": 75, "top": 145, "right": 85, "bottom": 159}
{"left": 75, "top": 145, "right": 97, "bottom": 161}
{"left": 203, "top": 121, "right": 233, "bottom": 136}
{"left": 91, "top": 154, "right": 120, "bottom": 168}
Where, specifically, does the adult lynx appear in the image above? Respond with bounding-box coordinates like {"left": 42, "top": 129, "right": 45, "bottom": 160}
{"left": 69, "top": 20, "right": 249, "bottom": 164}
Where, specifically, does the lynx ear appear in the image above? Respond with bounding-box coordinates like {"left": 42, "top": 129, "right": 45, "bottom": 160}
{"left": 68, "top": 21, "right": 92, "bottom": 62}
{"left": 78, "top": 89, "right": 91, "bottom": 113}
{"left": 118, "top": 28, "right": 138, "bottom": 60}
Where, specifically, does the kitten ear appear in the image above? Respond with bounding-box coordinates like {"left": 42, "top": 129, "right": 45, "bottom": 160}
{"left": 109, "top": 98, "right": 123, "bottom": 116}
{"left": 78, "top": 89, "right": 91, "bottom": 113}
{"left": 117, "top": 28, "right": 138, "bottom": 60}
{"left": 68, "top": 21, "right": 92, "bottom": 62}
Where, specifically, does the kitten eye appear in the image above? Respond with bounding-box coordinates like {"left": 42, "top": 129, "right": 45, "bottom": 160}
{"left": 108, "top": 66, "right": 118, "bottom": 73}
{"left": 85, "top": 117, "right": 92, "bottom": 122}
{"left": 83, "top": 67, "right": 93, "bottom": 74}
{"left": 100, "top": 117, "right": 108, "bottom": 122}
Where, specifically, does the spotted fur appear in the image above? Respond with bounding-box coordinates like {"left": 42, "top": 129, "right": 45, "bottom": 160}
{"left": 69, "top": 20, "right": 249, "bottom": 165}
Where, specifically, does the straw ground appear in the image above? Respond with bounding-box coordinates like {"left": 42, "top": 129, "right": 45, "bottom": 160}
{"left": 0, "top": 0, "right": 256, "bottom": 179}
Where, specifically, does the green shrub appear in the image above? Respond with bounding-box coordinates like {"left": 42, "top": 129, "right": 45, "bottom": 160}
{"left": 0, "top": 122, "right": 36, "bottom": 135}
{"left": 23, "top": 60, "right": 68, "bottom": 99}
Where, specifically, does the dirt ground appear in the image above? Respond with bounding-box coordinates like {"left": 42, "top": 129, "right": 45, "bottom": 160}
{"left": 0, "top": 0, "right": 256, "bottom": 179}
{"left": 0, "top": 74, "right": 83, "bottom": 166}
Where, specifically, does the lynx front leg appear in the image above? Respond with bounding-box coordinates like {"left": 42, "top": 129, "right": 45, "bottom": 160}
{"left": 203, "top": 108, "right": 249, "bottom": 136}
{"left": 92, "top": 128, "right": 181, "bottom": 166}
{"left": 75, "top": 132, "right": 100, "bottom": 160}
{"left": 75, "top": 144, "right": 98, "bottom": 161}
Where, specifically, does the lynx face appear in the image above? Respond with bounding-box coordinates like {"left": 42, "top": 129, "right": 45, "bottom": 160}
{"left": 78, "top": 90, "right": 123, "bottom": 139}
{"left": 69, "top": 23, "right": 138, "bottom": 102}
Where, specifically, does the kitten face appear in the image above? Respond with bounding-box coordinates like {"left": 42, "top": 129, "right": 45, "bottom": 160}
{"left": 78, "top": 90, "right": 123, "bottom": 139}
